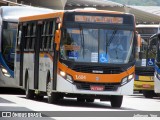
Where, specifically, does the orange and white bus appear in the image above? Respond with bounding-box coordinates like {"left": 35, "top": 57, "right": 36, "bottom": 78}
{"left": 16, "top": 9, "right": 136, "bottom": 108}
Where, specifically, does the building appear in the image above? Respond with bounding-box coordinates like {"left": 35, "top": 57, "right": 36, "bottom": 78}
{"left": 0, "top": 0, "right": 160, "bottom": 24}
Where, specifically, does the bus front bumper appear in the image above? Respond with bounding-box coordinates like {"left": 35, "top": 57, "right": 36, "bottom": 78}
{"left": 56, "top": 75, "right": 134, "bottom": 96}
{"left": 134, "top": 80, "right": 154, "bottom": 91}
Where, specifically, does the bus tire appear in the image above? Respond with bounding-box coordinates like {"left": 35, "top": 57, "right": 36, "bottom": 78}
{"left": 26, "top": 75, "right": 34, "bottom": 99}
{"left": 77, "top": 98, "right": 85, "bottom": 102}
{"left": 86, "top": 98, "right": 94, "bottom": 103}
{"left": 110, "top": 95, "right": 123, "bottom": 108}
{"left": 142, "top": 90, "right": 157, "bottom": 98}
{"left": 48, "top": 92, "right": 59, "bottom": 103}
{"left": 46, "top": 73, "right": 59, "bottom": 103}
{"left": 35, "top": 95, "right": 44, "bottom": 101}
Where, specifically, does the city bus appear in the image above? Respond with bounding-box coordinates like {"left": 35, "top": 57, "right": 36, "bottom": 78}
{"left": 135, "top": 24, "right": 160, "bottom": 98}
{"left": 0, "top": 6, "right": 53, "bottom": 87}
{"left": 136, "top": 24, "right": 160, "bottom": 40}
{"left": 16, "top": 9, "right": 136, "bottom": 108}
{"left": 153, "top": 33, "right": 160, "bottom": 94}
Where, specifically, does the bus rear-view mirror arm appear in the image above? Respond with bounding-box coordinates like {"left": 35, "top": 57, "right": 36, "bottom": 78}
{"left": 55, "top": 30, "right": 61, "bottom": 51}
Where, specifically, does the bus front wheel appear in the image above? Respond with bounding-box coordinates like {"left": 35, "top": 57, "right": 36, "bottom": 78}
{"left": 86, "top": 98, "right": 94, "bottom": 102}
{"left": 77, "top": 98, "right": 85, "bottom": 102}
{"left": 46, "top": 80, "right": 63, "bottom": 103}
{"left": 142, "top": 90, "right": 157, "bottom": 98}
{"left": 110, "top": 95, "right": 123, "bottom": 108}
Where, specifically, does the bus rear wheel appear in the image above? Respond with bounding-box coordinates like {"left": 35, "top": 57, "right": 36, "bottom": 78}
{"left": 35, "top": 95, "right": 44, "bottom": 101}
{"left": 110, "top": 95, "right": 123, "bottom": 108}
{"left": 26, "top": 79, "right": 34, "bottom": 99}
{"left": 48, "top": 92, "right": 59, "bottom": 103}
{"left": 86, "top": 98, "right": 94, "bottom": 102}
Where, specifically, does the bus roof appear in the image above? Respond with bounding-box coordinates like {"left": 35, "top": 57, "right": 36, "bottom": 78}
{"left": 136, "top": 24, "right": 160, "bottom": 28}
{"left": 66, "top": 8, "right": 124, "bottom": 14}
{"left": 19, "top": 8, "right": 134, "bottom": 22}
{"left": 0, "top": 6, "right": 53, "bottom": 22}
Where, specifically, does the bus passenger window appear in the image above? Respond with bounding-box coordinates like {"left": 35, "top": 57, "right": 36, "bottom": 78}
{"left": 29, "top": 23, "right": 36, "bottom": 50}
{"left": 44, "top": 22, "right": 48, "bottom": 50}
{"left": 49, "top": 21, "right": 53, "bottom": 34}
{"left": 27, "top": 24, "right": 31, "bottom": 36}
{"left": 33, "top": 24, "right": 36, "bottom": 35}
{"left": 50, "top": 19, "right": 56, "bottom": 50}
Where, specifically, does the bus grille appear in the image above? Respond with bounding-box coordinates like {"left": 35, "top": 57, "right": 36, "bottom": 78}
{"left": 74, "top": 81, "right": 120, "bottom": 91}
{"left": 72, "top": 65, "right": 124, "bottom": 74}
{"left": 135, "top": 67, "right": 154, "bottom": 76}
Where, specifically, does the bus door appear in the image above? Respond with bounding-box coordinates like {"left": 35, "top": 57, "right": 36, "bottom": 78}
{"left": 34, "top": 19, "right": 58, "bottom": 90}
{"left": 18, "top": 24, "right": 26, "bottom": 87}
{"left": 38, "top": 19, "right": 58, "bottom": 91}
{"left": 34, "top": 21, "right": 43, "bottom": 90}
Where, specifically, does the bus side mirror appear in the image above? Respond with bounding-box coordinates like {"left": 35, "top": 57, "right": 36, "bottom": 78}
{"left": 55, "top": 30, "right": 61, "bottom": 50}
{"left": 158, "top": 34, "right": 160, "bottom": 39}
{"left": 61, "top": 28, "right": 66, "bottom": 39}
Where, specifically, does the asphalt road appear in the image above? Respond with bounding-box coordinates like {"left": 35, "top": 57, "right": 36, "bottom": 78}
{"left": 0, "top": 88, "right": 160, "bottom": 119}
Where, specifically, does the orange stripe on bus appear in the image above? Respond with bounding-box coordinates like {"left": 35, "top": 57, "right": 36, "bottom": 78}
{"left": 58, "top": 62, "right": 135, "bottom": 83}
{"left": 19, "top": 12, "right": 64, "bottom": 22}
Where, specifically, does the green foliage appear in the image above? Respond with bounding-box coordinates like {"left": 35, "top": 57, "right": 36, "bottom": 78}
{"left": 110, "top": 0, "right": 160, "bottom": 6}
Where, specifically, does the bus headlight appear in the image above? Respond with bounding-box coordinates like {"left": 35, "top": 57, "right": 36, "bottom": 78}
{"left": 121, "top": 77, "right": 128, "bottom": 86}
{"left": 2, "top": 68, "right": 8, "bottom": 73}
{"left": 60, "top": 71, "right": 66, "bottom": 77}
{"left": 121, "top": 73, "right": 134, "bottom": 86}
{"left": 4, "top": 73, "right": 11, "bottom": 77}
{"left": 59, "top": 70, "right": 73, "bottom": 83}
{"left": 1, "top": 67, "right": 11, "bottom": 77}
{"left": 156, "top": 72, "right": 160, "bottom": 80}
{"left": 66, "top": 74, "right": 73, "bottom": 83}
{"left": 128, "top": 74, "right": 134, "bottom": 80}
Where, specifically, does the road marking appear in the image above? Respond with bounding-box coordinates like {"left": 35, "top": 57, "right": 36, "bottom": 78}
{"left": 0, "top": 103, "right": 21, "bottom": 107}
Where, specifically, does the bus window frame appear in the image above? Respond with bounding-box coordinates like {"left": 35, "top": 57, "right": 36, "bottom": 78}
{"left": 23, "top": 22, "right": 37, "bottom": 52}
{"left": 40, "top": 18, "right": 57, "bottom": 52}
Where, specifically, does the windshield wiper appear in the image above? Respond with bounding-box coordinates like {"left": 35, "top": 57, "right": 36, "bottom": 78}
{"left": 79, "top": 25, "right": 85, "bottom": 58}
{"left": 115, "top": 46, "right": 119, "bottom": 59}
{"left": 106, "top": 28, "right": 118, "bottom": 46}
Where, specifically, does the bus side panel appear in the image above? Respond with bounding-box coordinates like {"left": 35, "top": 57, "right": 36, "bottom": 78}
{"left": 24, "top": 53, "right": 34, "bottom": 90}
{"left": 154, "top": 72, "right": 160, "bottom": 93}
{"left": 38, "top": 55, "right": 51, "bottom": 92}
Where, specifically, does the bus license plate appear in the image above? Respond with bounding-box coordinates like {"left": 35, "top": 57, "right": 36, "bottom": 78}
{"left": 142, "top": 84, "right": 151, "bottom": 88}
{"left": 90, "top": 85, "right": 105, "bottom": 91}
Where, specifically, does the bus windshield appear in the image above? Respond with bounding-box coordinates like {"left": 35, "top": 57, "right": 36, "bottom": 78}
{"left": 136, "top": 35, "right": 157, "bottom": 67}
{"left": 60, "top": 28, "right": 134, "bottom": 64}
{"left": 2, "top": 21, "right": 17, "bottom": 70}
{"left": 147, "top": 36, "right": 157, "bottom": 66}
{"left": 137, "top": 28, "right": 158, "bottom": 35}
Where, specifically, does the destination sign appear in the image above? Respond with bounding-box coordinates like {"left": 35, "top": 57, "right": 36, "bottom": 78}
{"left": 75, "top": 15, "right": 123, "bottom": 24}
